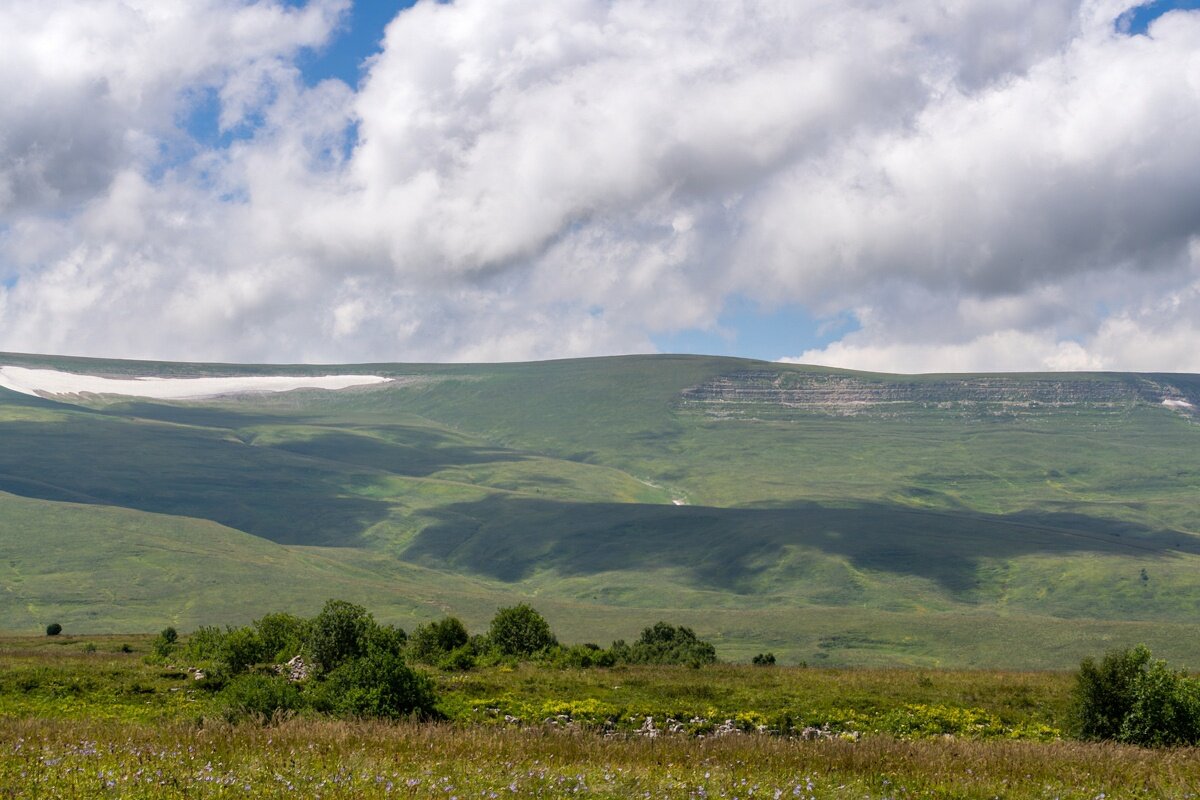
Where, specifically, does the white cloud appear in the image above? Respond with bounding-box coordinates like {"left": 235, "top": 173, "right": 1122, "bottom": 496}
{"left": 1, "top": 0, "right": 1199, "bottom": 370}
{"left": 0, "top": 0, "right": 347, "bottom": 216}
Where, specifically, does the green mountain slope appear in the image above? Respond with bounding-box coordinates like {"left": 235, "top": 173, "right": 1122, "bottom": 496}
{"left": 1, "top": 351, "right": 1198, "bottom": 667}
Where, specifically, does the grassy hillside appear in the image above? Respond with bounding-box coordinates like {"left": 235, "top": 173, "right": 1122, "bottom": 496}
{"left": 1, "top": 351, "right": 1198, "bottom": 666}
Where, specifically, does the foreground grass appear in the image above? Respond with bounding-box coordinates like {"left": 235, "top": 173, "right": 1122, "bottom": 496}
{"left": 3, "top": 717, "right": 1200, "bottom": 799}
{"left": 2, "top": 636, "right": 1198, "bottom": 797}
{"left": 0, "top": 636, "right": 1071, "bottom": 736}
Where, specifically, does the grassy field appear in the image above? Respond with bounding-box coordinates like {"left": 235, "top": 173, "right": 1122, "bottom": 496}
{"left": 0, "top": 635, "right": 1198, "bottom": 798}
{"left": 1, "top": 351, "right": 1199, "bottom": 666}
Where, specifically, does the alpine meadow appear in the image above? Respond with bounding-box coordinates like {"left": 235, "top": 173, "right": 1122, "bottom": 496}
{"left": 2, "top": 350, "right": 1198, "bottom": 668}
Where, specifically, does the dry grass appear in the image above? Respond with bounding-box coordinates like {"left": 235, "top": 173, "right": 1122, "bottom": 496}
{"left": 2, "top": 717, "right": 1199, "bottom": 798}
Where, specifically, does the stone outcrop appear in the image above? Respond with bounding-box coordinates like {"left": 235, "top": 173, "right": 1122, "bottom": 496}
{"left": 679, "top": 370, "right": 1199, "bottom": 418}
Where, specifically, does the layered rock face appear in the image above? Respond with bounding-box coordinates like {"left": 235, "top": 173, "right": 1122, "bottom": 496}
{"left": 679, "top": 370, "right": 1199, "bottom": 418}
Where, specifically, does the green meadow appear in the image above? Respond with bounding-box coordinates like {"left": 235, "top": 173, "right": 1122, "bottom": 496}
{"left": 0, "top": 634, "right": 1198, "bottom": 799}
{"left": 1, "top": 351, "right": 1199, "bottom": 667}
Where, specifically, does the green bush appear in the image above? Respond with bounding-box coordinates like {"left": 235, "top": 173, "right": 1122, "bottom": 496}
{"left": 437, "top": 644, "right": 478, "bottom": 671}
{"left": 45, "top": 623, "right": 62, "bottom": 637}
{"left": 306, "top": 600, "right": 375, "bottom": 676}
{"left": 183, "top": 626, "right": 226, "bottom": 663}
{"left": 220, "top": 627, "right": 267, "bottom": 674}
{"left": 752, "top": 652, "right": 776, "bottom": 666}
{"left": 219, "top": 674, "right": 303, "bottom": 722}
{"left": 152, "top": 627, "right": 179, "bottom": 660}
{"left": 313, "top": 649, "right": 437, "bottom": 719}
{"left": 253, "top": 613, "right": 308, "bottom": 662}
{"left": 409, "top": 617, "right": 470, "bottom": 664}
{"left": 546, "top": 643, "right": 616, "bottom": 669}
{"left": 622, "top": 622, "right": 717, "bottom": 667}
{"left": 488, "top": 604, "right": 557, "bottom": 657}
{"left": 1072, "top": 644, "right": 1200, "bottom": 746}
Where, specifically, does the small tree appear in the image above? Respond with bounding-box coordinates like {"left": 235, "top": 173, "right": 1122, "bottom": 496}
{"left": 409, "top": 617, "right": 470, "bottom": 664}
{"left": 314, "top": 649, "right": 437, "bottom": 719}
{"left": 253, "top": 613, "right": 309, "bottom": 662}
{"left": 627, "top": 622, "right": 717, "bottom": 666}
{"left": 1073, "top": 645, "right": 1153, "bottom": 741}
{"left": 45, "top": 623, "right": 62, "bottom": 637}
{"left": 752, "top": 652, "right": 776, "bottom": 666}
{"left": 152, "top": 626, "right": 179, "bottom": 660}
{"left": 221, "top": 627, "right": 267, "bottom": 674}
{"left": 306, "top": 600, "right": 375, "bottom": 676}
{"left": 488, "top": 604, "right": 556, "bottom": 657}
{"left": 1072, "top": 644, "right": 1200, "bottom": 746}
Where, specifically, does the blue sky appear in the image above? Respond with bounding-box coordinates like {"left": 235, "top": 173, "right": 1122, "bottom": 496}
{"left": 1118, "top": 0, "right": 1200, "bottom": 33}
{"left": 293, "top": 1, "right": 417, "bottom": 88}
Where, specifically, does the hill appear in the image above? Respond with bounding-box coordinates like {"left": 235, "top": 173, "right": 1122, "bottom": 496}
{"left": 1, "top": 351, "right": 1198, "bottom": 667}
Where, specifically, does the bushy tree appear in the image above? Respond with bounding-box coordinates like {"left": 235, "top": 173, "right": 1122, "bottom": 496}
{"left": 253, "top": 613, "right": 308, "bottom": 662}
{"left": 752, "top": 652, "right": 776, "bottom": 666}
{"left": 306, "top": 600, "right": 375, "bottom": 675}
{"left": 409, "top": 617, "right": 470, "bottom": 664}
{"left": 488, "top": 604, "right": 557, "bottom": 657}
{"left": 183, "top": 626, "right": 226, "bottom": 662}
{"left": 152, "top": 626, "right": 179, "bottom": 660}
{"left": 547, "top": 643, "right": 616, "bottom": 669}
{"left": 219, "top": 674, "right": 302, "bottom": 722}
{"left": 45, "top": 623, "right": 62, "bottom": 637}
{"left": 1073, "top": 644, "right": 1200, "bottom": 746}
{"left": 1073, "top": 645, "right": 1153, "bottom": 741}
{"left": 220, "top": 627, "right": 267, "bottom": 674}
{"left": 313, "top": 649, "right": 437, "bottom": 719}
{"left": 625, "top": 621, "right": 717, "bottom": 666}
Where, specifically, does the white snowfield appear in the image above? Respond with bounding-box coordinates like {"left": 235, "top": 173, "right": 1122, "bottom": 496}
{"left": 1162, "top": 398, "right": 1195, "bottom": 409}
{"left": 0, "top": 366, "right": 390, "bottom": 400}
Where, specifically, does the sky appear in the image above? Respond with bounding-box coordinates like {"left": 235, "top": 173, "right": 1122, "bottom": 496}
{"left": 1, "top": 1, "right": 1199, "bottom": 372}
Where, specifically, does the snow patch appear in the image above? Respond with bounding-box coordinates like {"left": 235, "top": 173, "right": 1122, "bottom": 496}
{"left": 0, "top": 366, "right": 390, "bottom": 400}
{"left": 1162, "top": 398, "right": 1195, "bottom": 410}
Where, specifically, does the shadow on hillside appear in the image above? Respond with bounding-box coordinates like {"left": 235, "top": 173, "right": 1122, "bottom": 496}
{"left": 0, "top": 419, "right": 397, "bottom": 546}
{"left": 263, "top": 428, "right": 528, "bottom": 477}
{"left": 400, "top": 496, "right": 1200, "bottom": 594}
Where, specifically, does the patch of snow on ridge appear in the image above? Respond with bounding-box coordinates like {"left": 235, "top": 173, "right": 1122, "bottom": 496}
{"left": 1162, "top": 398, "right": 1195, "bottom": 410}
{"left": 0, "top": 366, "right": 390, "bottom": 400}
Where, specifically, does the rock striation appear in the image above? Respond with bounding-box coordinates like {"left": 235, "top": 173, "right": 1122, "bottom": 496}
{"left": 679, "top": 370, "right": 1199, "bottom": 418}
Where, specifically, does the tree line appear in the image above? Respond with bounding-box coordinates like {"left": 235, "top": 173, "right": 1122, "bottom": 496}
{"left": 151, "top": 599, "right": 719, "bottom": 721}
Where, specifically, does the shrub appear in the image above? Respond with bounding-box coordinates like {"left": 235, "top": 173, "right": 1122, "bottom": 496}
{"left": 752, "top": 652, "right": 776, "bottom": 666}
{"left": 1072, "top": 644, "right": 1200, "bottom": 746}
{"left": 184, "top": 626, "right": 226, "bottom": 663}
{"left": 313, "top": 649, "right": 437, "bottom": 719}
{"left": 1073, "top": 645, "right": 1152, "bottom": 741}
{"left": 437, "top": 644, "right": 478, "bottom": 672}
{"left": 546, "top": 643, "right": 616, "bottom": 669}
{"left": 409, "top": 617, "right": 470, "bottom": 664}
{"left": 624, "top": 622, "right": 717, "bottom": 667}
{"left": 219, "top": 674, "right": 303, "bottom": 722}
{"left": 253, "top": 613, "right": 308, "bottom": 662}
{"left": 488, "top": 605, "right": 557, "bottom": 657}
{"left": 45, "top": 623, "right": 62, "bottom": 637}
{"left": 152, "top": 627, "right": 179, "bottom": 660}
{"left": 306, "top": 600, "right": 375, "bottom": 676}
{"left": 1120, "top": 658, "right": 1200, "bottom": 746}
{"left": 220, "top": 627, "right": 267, "bottom": 674}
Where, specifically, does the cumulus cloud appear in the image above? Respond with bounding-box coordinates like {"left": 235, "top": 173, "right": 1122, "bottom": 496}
{"left": 1, "top": 0, "right": 1198, "bottom": 369}
{"left": 0, "top": 0, "right": 347, "bottom": 217}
